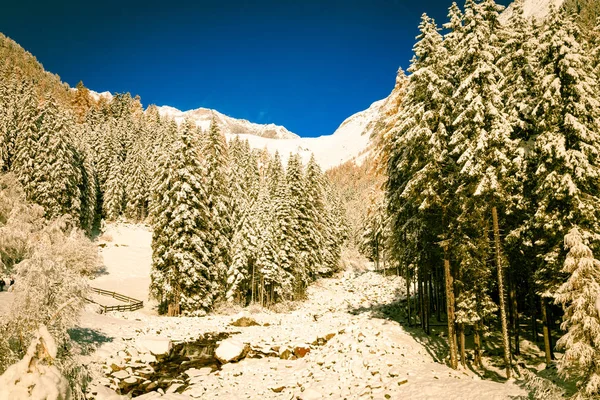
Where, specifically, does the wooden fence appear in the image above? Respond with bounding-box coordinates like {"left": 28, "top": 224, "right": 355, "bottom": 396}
{"left": 86, "top": 287, "right": 144, "bottom": 313}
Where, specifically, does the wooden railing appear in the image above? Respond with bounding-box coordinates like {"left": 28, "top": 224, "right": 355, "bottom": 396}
{"left": 86, "top": 287, "right": 144, "bottom": 313}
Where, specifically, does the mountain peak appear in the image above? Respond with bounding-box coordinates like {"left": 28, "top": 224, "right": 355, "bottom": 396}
{"left": 500, "top": 0, "right": 566, "bottom": 23}
{"left": 154, "top": 105, "right": 300, "bottom": 140}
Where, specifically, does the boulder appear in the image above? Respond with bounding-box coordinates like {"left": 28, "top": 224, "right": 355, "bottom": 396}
{"left": 230, "top": 316, "right": 260, "bottom": 327}
{"left": 293, "top": 345, "right": 311, "bottom": 358}
{"left": 278, "top": 346, "right": 293, "bottom": 360}
{"left": 112, "top": 370, "right": 130, "bottom": 380}
{"left": 136, "top": 337, "right": 172, "bottom": 356}
{"left": 215, "top": 339, "right": 249, "bottom": 364}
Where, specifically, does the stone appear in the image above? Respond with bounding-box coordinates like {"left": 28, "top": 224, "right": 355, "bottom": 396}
{"left": 112, "top": 370, "right": 130, "bottom": 380}
{"left": 137, "top": 337, "right": 172, "bottom": 356}
{"left": 166, "top": 383, "right": 184, "bottom": 393}
{"left": 140, "top": 353, "right": 157, "bottom": 363}
{"left": 293, "top": 345, "right": 311, "bottom": 358}
{"left": 124, "top": 376, "right": 138, "bottom": 385}
{"left": 230, "top": 316, "right": 260, "bottom": 327}
{"left": 270, "top": 385, "right": 286, "bottom": 393}
{"left": 215, "top": 338, "right": 249, "bottom": 363}
{"left": 279, "top": 346, "right": 293, "bottom": 360}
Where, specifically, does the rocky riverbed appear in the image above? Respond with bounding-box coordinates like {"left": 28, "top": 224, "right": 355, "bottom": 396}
{"left": 80, "top": 271, "right": 525, "bottom": 399}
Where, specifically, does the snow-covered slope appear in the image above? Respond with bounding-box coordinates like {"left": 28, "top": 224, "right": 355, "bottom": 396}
{"left": 156, "top": 105, "right": 300, "bottom": 140}
{"left": 231, "top": 70, "right": 406, "bottom": 170}
{"left": 89, "top": 90, "right": 113, "bottom": 102}
{"left": 500, "top": 0, "right": 565, "bottom": 23}
{"left": 231, "top": 99, "right": 385, "bottom": 170}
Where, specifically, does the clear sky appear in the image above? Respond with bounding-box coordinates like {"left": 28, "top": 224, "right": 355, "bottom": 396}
{"left": 2, "top": 0, "right": 509, "bottom": 137}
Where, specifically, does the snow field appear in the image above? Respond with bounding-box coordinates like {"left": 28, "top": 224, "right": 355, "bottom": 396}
{"left": 82, "top": 227, "right": 524, "bottom": 399}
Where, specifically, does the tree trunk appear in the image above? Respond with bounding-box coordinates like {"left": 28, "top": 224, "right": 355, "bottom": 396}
{"left": 444, "top": 246, "right": 458, "bottom": 370}
{"left": 459, "top": 323, "right": 466, "bottom": 367}
{"left": 422, "top": 274, "right": 431, "bottom": 335}
{"left": 406, "top": 264, "right": 412, "bottom": 326}
{"left": 492, "top": 206, "right": 511, "bottom": 379}
{"left": 419, "top": 271, "right": 425, "bottom": 330}
{"left": 541, "top": 297, "right": 553, "bottom": 365}
{"left": 436, "top": 267, "right": 442, "bottom": 322}
{"left": 530, "top": 289, "right": 538, "bottom": 343}
{"left": 511, "top": 278, "right": 520, "bottom": 356}
{"left": 474, "top": 321, "right": 482, "bottom": 368}
{"left": 251, "top": 262, "right": 256, "bottom": 304}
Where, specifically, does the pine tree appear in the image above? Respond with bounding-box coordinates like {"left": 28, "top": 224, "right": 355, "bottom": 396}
{"left": 531, "top": 8, "right": 600, "bottom": 366}
{"left": 102, "top": 156, "right": 124, "bottom": 221}
{"left": 150, "top": 119, "right": 214, "bottom": 315}
{"left": 555, "top": 228, "right": 600, "bottom": 398}
{"left": 32, "top": 95, "right": 82, "bottom": 222}
{"left": 12, "top": 80, "right": 40, "bottom": 198}
{"left": 304, "top": 154, "right": 326, "bottom": 275}
{"left": 124, "top": 139, "right": 149, "bottom": 221}
{"left": 202, "top": 120, "right": 233, "bottom": 291}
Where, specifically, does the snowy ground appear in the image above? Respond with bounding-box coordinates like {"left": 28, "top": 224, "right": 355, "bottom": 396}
{"left": 92, "top": 223, "right": 155, "bottom": 313}
{"left": 0, "top": 291, "right": 13, "bottom": 316}
{"left": 77, "top": 223, "right": 526, "bottom": 399}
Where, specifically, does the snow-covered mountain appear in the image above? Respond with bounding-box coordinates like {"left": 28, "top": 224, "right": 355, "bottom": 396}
{"left": 88, "top": 79, "right": 395, "bottom": 169}
{"left": 232, "top": 98, "right": 386, "bottom": 170}
{"left": 499, "top": 0, "right": 565, "bottom": 23}
{"left": 234, "top": 70, "right": 406, "bottom": 170}
{"left": 155, "top": 105, "right": 299, "bottom": 140}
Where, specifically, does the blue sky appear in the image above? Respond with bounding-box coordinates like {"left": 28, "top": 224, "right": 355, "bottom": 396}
{"left": 2, "top": 0, "right": 509, "bottom": 137}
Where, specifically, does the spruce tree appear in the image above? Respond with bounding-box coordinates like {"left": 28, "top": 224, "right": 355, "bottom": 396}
{"left": 531, "top": 9, "right": 600, "bottom": 366}
{"left": 150, "top": 119, "right": 214, "bottom": 315}
{"left": 124, "top": 139, "right": 149, "bottom": 221}
{"left": 33, "top": 95, "right": 82, "bottom": 222}
{"left": 202, "top": 120, "right": 233, "bottom": 291}
{"left": 555, "top": 228, "right": 600, "bottom": 398}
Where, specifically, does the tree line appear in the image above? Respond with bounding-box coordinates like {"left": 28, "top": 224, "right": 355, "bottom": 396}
{"left": 0, "top": 64, "right": 347, "bottom": 317}
{"left": 368, "top": 0, "right": 600, "bottom": 397}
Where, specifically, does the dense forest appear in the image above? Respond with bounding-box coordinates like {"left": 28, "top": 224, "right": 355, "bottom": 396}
{"left": 359, "top": 0, "right": 600, "bottom": 397}
{"left": 0, "top": 34, "right": 348, "bottom": 316}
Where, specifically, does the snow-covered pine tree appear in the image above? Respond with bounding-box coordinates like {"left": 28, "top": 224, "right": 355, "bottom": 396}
{"left": 226, "top": 156, "right": 265, "bottom": 304}
{"left": 285, "top": 153, "right": 313, "bottom": 294}
{"left": 12, "top": 79, "right": 40, "bottom": 198}
{"left": 303, "top": 154, "right": 326, "bottom": 275}
{"left": 271, "top": 160, "right": 296, "bottom": 299}
{"left": 532, "top": 5, "right": 600, "bottom": 363}
{"left": 498, "top": 0, "right": 539, "bottom": 357}
{"left": 267, "top": 151, "right": 284, "bottom": 197}
{"left": 383, "top": 11, "right": 459, "bottom": 367}
{"left": 0, "top": 72, "right": 19, "bottom": 172}
{"left": 202, "top": 119, "right": 233, "bottom": 291}
{"left": 72, "top": 125, "right": 98, "bottom": 235}
{"left": 124, "top": 138, "right": 149, "bottom": 221}
{"left": 555, "top": 228, "right": 600, "bottom": 398}
{"left": 150, "top": 119, "right": 215, "bottom": 315}
{"left": 449, "top": 0, "right": 513, "bottom": 377}
{"left": 102, "top": 156, "right": 124, "bottom": 221}
{"left": 322, "top": 182, "right": 347, "bottom": 273}
{"left": 25, "top": 95, "right": 82, "bottom": 223}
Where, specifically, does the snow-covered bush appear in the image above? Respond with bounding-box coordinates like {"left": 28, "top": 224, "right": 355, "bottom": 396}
{"left": 0, "top": 173, "right": 45, "bottom": 274}
{"left": 0, "top": 325, "right": 71, "bottom": 400}
{"left": 0, "top": 174, "right": 99, "bottom": 399}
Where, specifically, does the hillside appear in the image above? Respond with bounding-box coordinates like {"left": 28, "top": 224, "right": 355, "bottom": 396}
{"left": 156, "top": 105, "right": 299, "bottom": 140}
{"left": 499, "top": 0, "right": 566, "bottom": 23}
